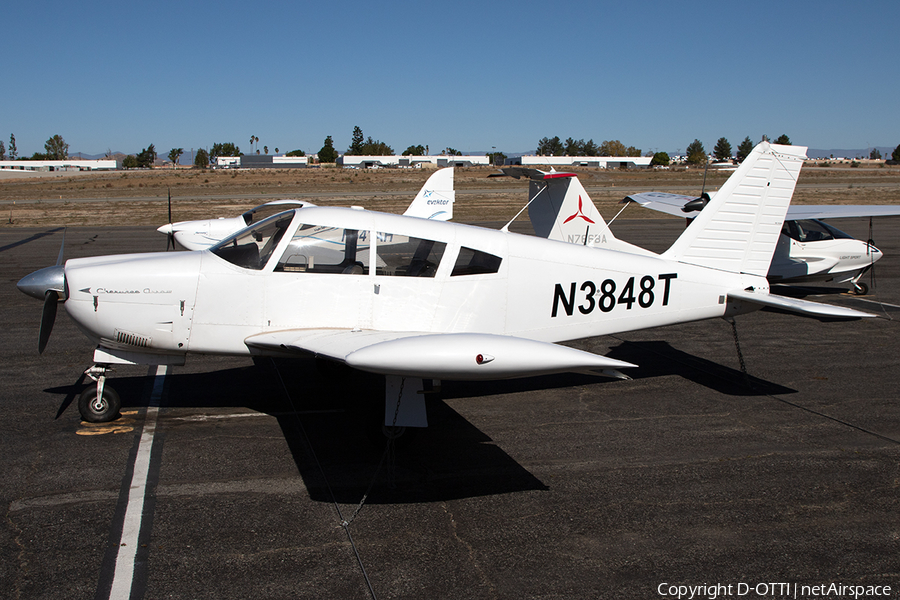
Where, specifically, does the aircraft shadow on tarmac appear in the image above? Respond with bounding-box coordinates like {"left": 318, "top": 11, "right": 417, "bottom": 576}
{"left": 0, "top": 227, "right": 65, "bottom": 254}
{"left": 46, "top": 358, "right": 550, "bottom": 504}
{"left": 604, "top": 340, "right": 796, "bottom": 396}
{"left": 41, "top": 339, "right": 793, "bottom": 504}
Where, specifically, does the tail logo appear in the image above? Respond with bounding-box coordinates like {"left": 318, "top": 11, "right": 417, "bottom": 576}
{"left": 563, "top": 196, "right": 595, "bottom": 224}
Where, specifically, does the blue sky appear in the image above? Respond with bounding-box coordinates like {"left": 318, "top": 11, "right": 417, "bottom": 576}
{"left": 4, "top": 1, "right": 898, "bottom": 158}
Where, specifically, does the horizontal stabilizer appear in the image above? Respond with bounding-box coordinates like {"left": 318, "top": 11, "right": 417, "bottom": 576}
{"left": 727, "top": 289, "right": 875, "bottom": 319}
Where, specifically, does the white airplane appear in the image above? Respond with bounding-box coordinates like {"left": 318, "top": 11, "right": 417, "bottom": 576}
{"left": 157, "top": 167, "right": 456, "bottom": 250}
{"left": 500, "top": 166, "right": 897, "bottom": 295}
{"left": 623, "top": 192, "right": 900, "bottom": 294}
{"left": 18, "top": 143, "right": 874, "bottom": 430}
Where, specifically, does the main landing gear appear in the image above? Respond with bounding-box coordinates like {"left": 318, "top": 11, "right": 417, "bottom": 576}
{"left": 78, "top": 364, "right": 121, "bottom": 423}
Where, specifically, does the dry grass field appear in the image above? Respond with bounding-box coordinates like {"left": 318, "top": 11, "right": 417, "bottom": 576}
{"left": 2, "top": 163, "right": 899, "bottom": 228}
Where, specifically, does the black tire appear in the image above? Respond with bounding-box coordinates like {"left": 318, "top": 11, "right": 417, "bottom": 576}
{"left": 78, "top": 386, "right": 121, "bottom": 423}
{"left": 853, "top": 282, "right": 869, "bottom": 295}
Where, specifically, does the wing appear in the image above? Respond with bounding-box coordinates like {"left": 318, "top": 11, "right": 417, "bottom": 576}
{"left": 786, "top": 205, "right": 900, "bottom": 220}
{"left": 727, "top": 288, "right": 875, "bottom": 319}
{"left": 624, "top": 192, "right": 699, "bottom": 217}
{"left": 629, "top": 193, "right": 900, "bottom": 222}
{"left": 245, "top": 329, "right": 636, "bottom": 380}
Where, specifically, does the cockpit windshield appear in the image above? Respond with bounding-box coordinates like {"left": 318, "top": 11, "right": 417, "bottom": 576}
{"left": 782, "top": 219, "right": 854, "bottom": 242}
{"left": 211, "top": 210, "right": 295, "bottom": 270}
{"left": 241, "top": 202, "right": 305, "bottom": 226}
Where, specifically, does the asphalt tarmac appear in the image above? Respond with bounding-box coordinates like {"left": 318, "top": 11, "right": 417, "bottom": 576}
{"left": 2, "top": 218, "right": 899, "bottom": 600}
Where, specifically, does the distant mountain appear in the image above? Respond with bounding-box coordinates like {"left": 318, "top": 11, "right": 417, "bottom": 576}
{"left": 70, "top": 150, "right": 194, "bottom": 165}
{"left": 68, "top": 151, "right": 125, "bottom": 160}
{"left": 807, "top": 146, "right": 895, "bottom": 160}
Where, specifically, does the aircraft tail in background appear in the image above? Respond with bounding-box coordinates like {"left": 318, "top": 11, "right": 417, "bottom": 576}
{"left": 403, "top": 167, "right": 454, "bottom": 221}
{"left": 496, "top": 167, "right": 655, "bottom": 256}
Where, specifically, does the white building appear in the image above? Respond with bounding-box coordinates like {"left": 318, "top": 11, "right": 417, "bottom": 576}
{"left": 506, "top": 155, "right": 652, "bottom": 169}
{"left": 338, "top": 155, "right": 491, "bottom": 168}
{"left": 214, "top": 155, "right": 308, "bottom": 168}
{"left": 0, "top": 159, "right": 117, "bottom": 171}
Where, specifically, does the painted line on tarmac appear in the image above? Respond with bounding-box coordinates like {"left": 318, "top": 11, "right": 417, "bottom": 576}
{"left": 852, "top": 297, "right": 900, "bottom": 309}
{"left": 107, "top": 364, "right": 167, "bottom": 600}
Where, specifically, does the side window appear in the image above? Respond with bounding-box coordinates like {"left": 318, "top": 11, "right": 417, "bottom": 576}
{"left": 275, "top": 224, "right": 370, "bottom": 274}
{"left": 211, "top": 213, "right": 293, "bottom": 270}
{"left": 375, "top": 233, "right": 446, "bottom": 277}
{"left": 451, "top": 247, "right": 502, "bottom": 276}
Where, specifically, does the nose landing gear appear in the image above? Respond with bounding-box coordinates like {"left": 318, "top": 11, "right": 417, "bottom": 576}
{"left": 78, "top": 364, "right": 121, "bottom": 423}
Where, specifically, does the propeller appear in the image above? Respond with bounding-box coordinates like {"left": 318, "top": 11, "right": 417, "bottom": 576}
{"left": 864, "top": 216, "right": 877, "bottom": 294}
{"left": 39, "top": 291, "right": 59, "bottom": 354}
{"left": 17, "top": 229, "right": 67, "bottom": 353}
{"left": 165, "top": 187, "right": 175, "bottom": 250}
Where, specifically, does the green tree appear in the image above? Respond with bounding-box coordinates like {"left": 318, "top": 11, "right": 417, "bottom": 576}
{"left": 122, "top": 155, "right": 139, "bottom": 169}
{"left": 285, "top": 149, "right": 306, "bottom": 157}
{"left": 869, "top": 148, "right": 882, "bottom": 160}
{"left": 599, "top": 140, "right": 627, "bottom": 156}
{"left": 348, "top": 126, "right": 365, "bottom": 155}
{"left": 362, "top": 137, "right": 393, "bottom": 155}
{"left": 892, "top": 144, "right": 900, "bottom": 162}
{"left": 650, "top": 151, "right": 670, "bottom": 166}
{"left": 209, "top": 142, "right": 241, "bottom": 163}
{"left": 44, "top": 134, "right": 69, "bottom": 160}
{"left": 168, "top": 148, "right": 184, "bottom": 168}
{"left": 582, "top": 139, "right": 599, "bottom": 156}
{"left": 536, "top": 136, "right": 564, "bottom": 156}
{"left": 263, "top": 145, "right": 268, "bottom": 155}
{"left": 774, "top": 134, "right": 791, "bottom": 145}
{"left": 8, "top": 134, "right": 17, "bottom": 160}
{"left": 624, "top": 146, "right": 642, "bottom": 157}
{"left": 136, "top": 144, "right": 157, "bottom": 168}
{"left": 713, "top": 137, "right": 732, "bottom": 162}
{"left": 0, "top": 140, "right": 5, "bottom": 160}
{"left": 402, "top": 144, "right": 426, "bottom": 156}
{"left": 736, "top": 136, "right": 754, "bottom": 162}
{"left": 564, "top": 137, "right": 584, "bottom": 156}
{"left": 686, "top": 139, "right": 707, "bottom": 165}
{"left": 442, "top": 147, "right": 461, "bottom": 156}
{"left": 486, "top": 151, "right": 507, "bottom": 166}
{"left": 194, "top": 148, "right": 209, "bottom": 169}
{"left": 317, "top": 136, "right": 337, "bottom": 163}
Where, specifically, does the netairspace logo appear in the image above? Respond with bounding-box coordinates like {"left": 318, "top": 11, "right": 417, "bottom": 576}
{"left": 657, "top": 582, "right": 893, "bottom": 599}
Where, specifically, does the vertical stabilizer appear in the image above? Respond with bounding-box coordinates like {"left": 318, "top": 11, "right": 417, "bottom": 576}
{"left": 518, "top": 170, "right": 655, "bottom": 255}
{"left": 662, "top": 142, "right": 807, "bottom": 275}
{"left": 403, "top": 167, "right": 454, "bottom": 221}
{"left": 527, "top": 173, "right": 615, "bottom": 246}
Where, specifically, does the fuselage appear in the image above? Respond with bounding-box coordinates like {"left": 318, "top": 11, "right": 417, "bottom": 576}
{"left": 769, "top": 218, "right": 881, "bottom": 284}
{"left": 65, "top": 207, "right": 765, "bottom": 360}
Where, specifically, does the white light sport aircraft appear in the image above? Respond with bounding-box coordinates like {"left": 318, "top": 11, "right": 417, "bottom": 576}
{"left": 18, "top": 143, "right": 874, "bottom": 428}
{"left": 623, "top": 192, "right": 900, "bottom": 294}
{"left": 157, "top": 167, "right": 456, "bottom": 250}
{"left": 498, "top": 163, "right": 898, "bottom": 295}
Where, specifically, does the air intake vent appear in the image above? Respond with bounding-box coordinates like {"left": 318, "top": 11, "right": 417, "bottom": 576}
{"left": 115, "top": 329, "right": 151, "bottom": 348}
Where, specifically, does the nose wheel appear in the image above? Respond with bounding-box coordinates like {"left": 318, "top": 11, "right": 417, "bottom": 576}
{"left": 78, "top": 365, "right": 121, "bottom": 423}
